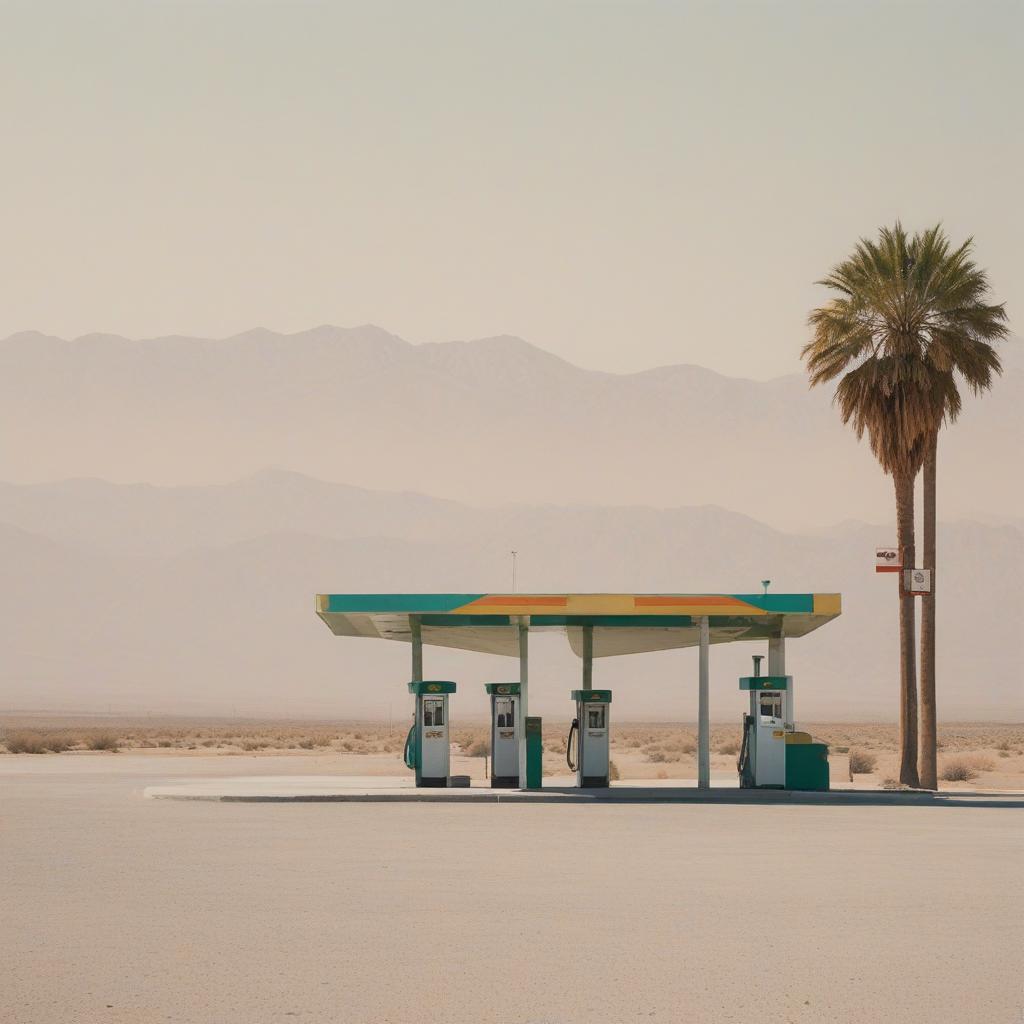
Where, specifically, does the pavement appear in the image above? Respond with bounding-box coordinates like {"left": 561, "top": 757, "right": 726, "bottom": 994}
{"left": 3, "top": 753, "right": 1023, "bottom": 1024}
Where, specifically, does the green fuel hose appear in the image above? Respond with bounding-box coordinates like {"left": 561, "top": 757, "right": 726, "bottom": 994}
{"left": 565, "top": 718, "right": 579, "bottom": 772}
{"left": 403, "top": 724, "right": 417, "bottom": 771}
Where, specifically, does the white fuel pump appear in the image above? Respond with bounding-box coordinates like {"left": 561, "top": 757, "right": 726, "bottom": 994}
{"left": 738, "top": 659, "right": 789, "bottom": 788}
{"left": 404, "top": 681, "right": 456, "bottom": 787}
{"left": 485, "top": 682, "right": 520, "bottom": 787}
{"left": 737, "top": 656, "right": 829, "bottom": 790}
{"left": 565, "top": 689, "right": 612, "bottom": 787}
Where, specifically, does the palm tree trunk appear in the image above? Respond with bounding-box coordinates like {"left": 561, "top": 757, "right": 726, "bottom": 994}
{"left": 895, "top": 470, "right": 920, "bottom": 787}
{"left": 919, "top": 433, "right": 938, "bottom": 789}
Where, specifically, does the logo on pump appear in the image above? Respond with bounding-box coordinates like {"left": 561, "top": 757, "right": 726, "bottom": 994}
{"left": 427, "top": 684, "right": 441, "bottom": 692}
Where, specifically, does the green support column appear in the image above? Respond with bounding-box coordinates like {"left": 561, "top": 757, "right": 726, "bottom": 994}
{"left": 525, "top": 717, "right": 542, "bottom": 789}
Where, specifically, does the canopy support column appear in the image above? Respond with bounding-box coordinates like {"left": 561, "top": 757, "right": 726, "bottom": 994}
{"left": 582, "top": 625, "right": 593, "bottom": 691}
{"left": 517, "top": 619, "right": 529, "bottom": 787}
{"left": 410, "top": 616, "right": 423, "bottom": 682}
{"left": 697, "top": 615, "right": 710, "bottom": 790}
{"left": 769, "top": 635, "right": 788, "bottom": 724}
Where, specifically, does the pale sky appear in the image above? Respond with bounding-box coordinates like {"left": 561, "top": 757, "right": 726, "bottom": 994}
{"left": 2, "top": 0, "right": 1020, "bottom": 378}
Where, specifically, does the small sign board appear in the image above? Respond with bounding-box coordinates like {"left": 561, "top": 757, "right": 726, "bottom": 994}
{"left": 875, "top": 546, "right": 901, "bottom": 572}
{"left": 903, "top": 568, "right": 932, "bottom": 595}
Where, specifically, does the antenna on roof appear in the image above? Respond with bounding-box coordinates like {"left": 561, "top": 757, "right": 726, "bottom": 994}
{"left": 511, "top": 551, "right": 518, "bottom": 593}
{"left": 761, "top": 579, "right": 771, "bottom": 595}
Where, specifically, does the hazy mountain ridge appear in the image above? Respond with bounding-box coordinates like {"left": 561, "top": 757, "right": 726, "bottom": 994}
{"left": 0, "top": 474, "right": 1019, "bottom": 721}
{"left": 2, "top": 325, "right": 1019, "bottom": 526}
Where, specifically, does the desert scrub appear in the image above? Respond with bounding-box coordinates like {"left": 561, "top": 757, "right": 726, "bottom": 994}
{"left": 3, "top": 731, "right": 73, "bottom": 753}
{"left": 609, "top": 759, "right": 620, "bottom": 781}
{"left": 716, "top": 739, "right": 740, "bottom": 756}
{"left": 86, "top": 733, "right": 120, "bottom": 751}
{"left": 847, "top": 749, "right": 877, "bottom": 774}
{"left": 940, "top": 758, "right": 978, "bottom": 782}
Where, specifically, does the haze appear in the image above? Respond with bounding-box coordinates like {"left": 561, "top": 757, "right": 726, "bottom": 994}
{"left": 0, "top": 2, "right": 1019, "bottom": 722}
{"left": 2, "top": 0, "right": 1021, "bottom": 378}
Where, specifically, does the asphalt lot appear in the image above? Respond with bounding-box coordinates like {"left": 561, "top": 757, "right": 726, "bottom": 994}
{"left": 2, "top": 754, "right": 1021, "bottom": 1023}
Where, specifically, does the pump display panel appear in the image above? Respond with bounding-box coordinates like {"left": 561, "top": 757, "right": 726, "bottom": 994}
{"left": 423, "top": 699, "right": 444, "bottom": 726}
{"left": 495, "top": 698, "right": 514, "bottom": 729}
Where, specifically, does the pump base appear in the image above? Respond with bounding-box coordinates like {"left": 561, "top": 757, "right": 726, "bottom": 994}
{"left": 490, "top": 776, "right": 519, "bottom": 788}
{"left": 580, "top": 776, "right": 609, "bottom": 788}
{"left": 416, "top": 776, "right": 449, "bottom": 788}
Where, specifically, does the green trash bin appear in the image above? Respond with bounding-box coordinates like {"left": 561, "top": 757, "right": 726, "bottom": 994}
{"left": 525, "top": 717, "right": 543, "bottom": 790}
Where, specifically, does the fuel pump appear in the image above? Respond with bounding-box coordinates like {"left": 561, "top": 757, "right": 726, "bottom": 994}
{"left": 485, "top": 682, "right": 520, "bottom": 787}
{"left": 404, "top": 681, "right": 456, "bottom": 787}
{"left": 737, "top": 657, "right": 828, "bottom": 790}
{"left": 565, "top": 689, "right": 612, "bottom": 787}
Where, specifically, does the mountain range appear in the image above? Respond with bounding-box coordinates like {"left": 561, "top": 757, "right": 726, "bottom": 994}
{"left": 2, "top": 325, "right": 1020, "bottom": 528}
{"left": 1, "top": 326, "right": 1019, "bottom": 721}
{"left": 0, "top": 471, "right": 1019, "bottom": 721}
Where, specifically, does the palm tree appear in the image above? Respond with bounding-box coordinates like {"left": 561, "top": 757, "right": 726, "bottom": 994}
{"left": 804, "top": 225, "right": 932, "bottom": 786}
{"left": 908, "top": 228, "right": 1007, "bottom": 789}
{"left": 803, "top": 223, "right": 1007, "bottom": 789}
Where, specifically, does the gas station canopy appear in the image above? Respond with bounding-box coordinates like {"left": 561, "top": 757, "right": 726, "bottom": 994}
{"left": 315, "top": 593, "right": 842, "bottom": 658}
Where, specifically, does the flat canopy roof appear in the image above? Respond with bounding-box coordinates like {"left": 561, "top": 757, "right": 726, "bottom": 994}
{"left": 315, "top": 593, "right": 841, "bottom": 658}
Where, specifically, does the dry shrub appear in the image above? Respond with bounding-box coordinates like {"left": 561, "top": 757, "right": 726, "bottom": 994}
{"left": 848, "top": 749, "right": 877, "bottom": 774}
{"left": 464, "top": 738, "right": 488, "bottom": 757}
{"left": 717, "top": 739, "right": 740, "bottom": 756}
{"left": 3, "top": 731, "right": 74, "bottom": 753}
{"left": 4, "top": 732, "right": 48, "bottom": 753}
{"left": 940, "top": 758, "right": 977, "bottom": 782}
{"left": 609, "top": 760, "right": 620, "bottom": 781}
{"left": 646, "top": 750, "right": 668, "bottom": 763}
{"left": 881, "top": 778, "right": 906, "bottom": 791}
{"left": 87, "top": 733, "right": 119, "bottom": 751}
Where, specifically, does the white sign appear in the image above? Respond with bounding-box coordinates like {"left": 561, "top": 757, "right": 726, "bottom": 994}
{"left": 903, "top": 568, "right": 932, "bottom": 595}
{"left": 875, "top": 546, "right": 901, "bottom": 572}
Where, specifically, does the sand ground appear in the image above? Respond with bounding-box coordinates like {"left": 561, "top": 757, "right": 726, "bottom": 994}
{"left": 2, "top": 751, "right": 1022, "bottom": 1024}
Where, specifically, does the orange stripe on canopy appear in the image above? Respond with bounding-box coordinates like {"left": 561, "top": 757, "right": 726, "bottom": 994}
{"left": 635, "top": 595, "right": 751, "bottom": 608}
{"left": 466, "top": 595, "right": 568, "bottom": 608}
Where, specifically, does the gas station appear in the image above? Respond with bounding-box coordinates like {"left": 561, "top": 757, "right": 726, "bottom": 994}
{"left": 315, "top": 592, "right": 841, "bottom": 793}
